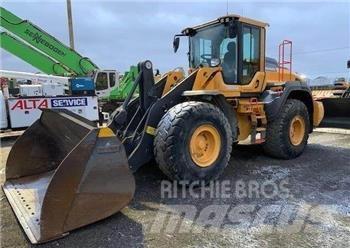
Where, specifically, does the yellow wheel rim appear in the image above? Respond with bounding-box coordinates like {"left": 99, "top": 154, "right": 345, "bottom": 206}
{"left": 189, "top": 124, "right": 221, "bottom": 168}
{"left": 289, "top": 115, "right": 306, "bottom": 146}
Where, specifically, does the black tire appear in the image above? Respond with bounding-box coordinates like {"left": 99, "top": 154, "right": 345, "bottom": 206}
{"left": 263, "top": 99, "right": 310, "bottom": 159}
{"left": 154, "top": 101, "right": 233, "bottom": 183}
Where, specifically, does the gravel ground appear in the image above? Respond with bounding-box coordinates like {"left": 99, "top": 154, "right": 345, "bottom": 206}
{"left": 1, "top": 131, "right": 349, "bottom": 248}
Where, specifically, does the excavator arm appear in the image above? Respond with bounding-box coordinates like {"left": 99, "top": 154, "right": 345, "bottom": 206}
{"left": 0, "top": 32, "right": 73, "bottom": 76}
{"left": 0, "top": 7, "right": 98, "bottom": 76}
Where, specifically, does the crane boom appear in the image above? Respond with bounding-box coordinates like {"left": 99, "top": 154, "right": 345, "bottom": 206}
{"left": 0, "top": 7, "right": 98, "bottom": 76}
{"left": 0, "top": 32, "right": 73, "bottom": 76}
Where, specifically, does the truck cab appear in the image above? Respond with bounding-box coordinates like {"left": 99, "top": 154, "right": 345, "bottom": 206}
{"left": 94, "top": 70, "right": 119, "bottom": 98}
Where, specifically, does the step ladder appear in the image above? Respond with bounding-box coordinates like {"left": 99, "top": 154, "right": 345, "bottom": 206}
{"left": 249, "top": 98, "right": 267, "bottom": 144}
{"left": 278, "top": 40, "right": 293, "bottom": 82}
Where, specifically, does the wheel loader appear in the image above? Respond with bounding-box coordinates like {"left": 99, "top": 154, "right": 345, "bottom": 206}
{"left": 2, "top": 15, "right": 324, "bottom": 244}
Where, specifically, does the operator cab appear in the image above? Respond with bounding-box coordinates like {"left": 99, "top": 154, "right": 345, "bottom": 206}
{"left": 173, "top": 15, "right": 268, "bottom": 85}
{"left": 94, "top": 70, "right": 119, "bottom": 97}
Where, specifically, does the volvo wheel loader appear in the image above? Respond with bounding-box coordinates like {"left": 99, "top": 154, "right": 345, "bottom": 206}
{"left": 3, "top": 15, "right": 324, "bottom": 244}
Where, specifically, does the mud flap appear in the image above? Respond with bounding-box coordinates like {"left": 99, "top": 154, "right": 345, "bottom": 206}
{"left": 319, "top": 98, "right": 350, "bottom": 129}
{"left": 2, "top": 109, "right": 135, "bottom": 244}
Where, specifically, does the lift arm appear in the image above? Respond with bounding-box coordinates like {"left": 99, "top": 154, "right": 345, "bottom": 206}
{"left": 0, "top": 7, "right": 98, "bottom": 76}
{"left": 1, "top": 32, "right": 73, "bottom": 76}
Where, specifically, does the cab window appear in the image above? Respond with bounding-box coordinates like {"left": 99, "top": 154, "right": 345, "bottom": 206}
{"left": 220, "top": 37, "right": 238, "bottom": 84}
{"left": 191, "top": 38, "right": 212, "bottom": 67}
{"left": 242, "top": 25, "right": 260, "bottom": 84}
{"left": 189, "top": 24, "right": 238, "bottom": 84}
{"left": 189, "top": 24, "right": 225, "bottom": 68}
{"left": 96, "top": 72, "right": 108, "bottom": 90}
{"left": 109, "top": 73, "right": 116, "bottom": 87}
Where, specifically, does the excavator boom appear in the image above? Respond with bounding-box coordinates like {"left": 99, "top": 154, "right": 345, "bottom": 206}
{"left": 0, "top": 32, "right": 73, "bottom": 76}
{"left": 0, "top": 7, "right": 98, "bottom": 76}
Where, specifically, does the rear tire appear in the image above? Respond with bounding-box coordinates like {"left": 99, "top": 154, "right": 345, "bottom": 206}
{"left": 263, "top": 99, "right": 310, "bottom": 159}
{"left": 154, "top": 101, "right": 232, "bottom": 183}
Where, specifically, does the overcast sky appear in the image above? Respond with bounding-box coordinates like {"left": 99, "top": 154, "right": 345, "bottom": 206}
{"left": 1, "top": 0, "right": 349, "bottom": 79}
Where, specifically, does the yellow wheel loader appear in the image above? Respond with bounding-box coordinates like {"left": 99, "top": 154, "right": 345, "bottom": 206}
{"left": 3, "top": 15, "right": 324, "bottom": 244}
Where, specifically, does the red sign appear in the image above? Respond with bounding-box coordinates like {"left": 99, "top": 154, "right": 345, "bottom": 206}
{"left": 10, "top": 99, "right": 48, "bottom": 110}
{"left": 0, "top": 78, "right": 8, "bottom": 88}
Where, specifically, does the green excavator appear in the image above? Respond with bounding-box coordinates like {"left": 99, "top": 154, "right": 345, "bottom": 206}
{"left": 0, "top": 7, "right": 136, "bottom": 101}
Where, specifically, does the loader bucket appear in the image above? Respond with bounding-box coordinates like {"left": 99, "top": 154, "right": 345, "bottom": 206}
{"left": 319, "top": 97, "right": 350, "bottom": 129}
{"left": 2, "top": 109, "right": 135, "bottom": 244}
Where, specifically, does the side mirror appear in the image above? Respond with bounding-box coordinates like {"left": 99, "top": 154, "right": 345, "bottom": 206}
{"left": 173, "top": 37, "right": 180, "bottom": 53}
{"left": 347, "top": 60, "right": 350, "bottom": 69}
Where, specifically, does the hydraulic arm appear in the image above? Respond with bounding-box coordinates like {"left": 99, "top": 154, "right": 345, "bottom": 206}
{"left": 0, "top": 32, "right": 72, "bottom": 76}
{"left": 0, "top": 7, "right": 98, "bottom": 76}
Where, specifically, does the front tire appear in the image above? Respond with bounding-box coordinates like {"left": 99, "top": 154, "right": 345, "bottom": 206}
{"left": 154, "top": 101, "right": 232, "bottom": 183}
{"left": 263, "top": 99, "right": 310, "bottom": 159}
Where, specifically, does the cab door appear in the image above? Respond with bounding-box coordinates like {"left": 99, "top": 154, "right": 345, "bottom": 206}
{"left": 94, "top": 71, "right": 118, "bottom": 98}
{"left": 94, "top": 71, "right": 109, "bottom": 98}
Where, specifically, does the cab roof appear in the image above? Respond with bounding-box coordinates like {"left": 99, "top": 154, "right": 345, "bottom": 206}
{"left": 182, "top": 14, "right": 269, "bottom": 34}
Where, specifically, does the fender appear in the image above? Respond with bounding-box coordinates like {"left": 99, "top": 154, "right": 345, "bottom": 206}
{"left": 261, "top": 81, "right": 314, "bottom": 126}
{"left": 182, "top": 91, "right": 238, "bottom": 141}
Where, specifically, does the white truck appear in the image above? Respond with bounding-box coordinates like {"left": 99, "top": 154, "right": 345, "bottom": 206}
{"left": 0, "top": 69, "right": 69, "bottom": 88}
{"left": 0, "top": 71, "right": 99, "bottom": 130}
